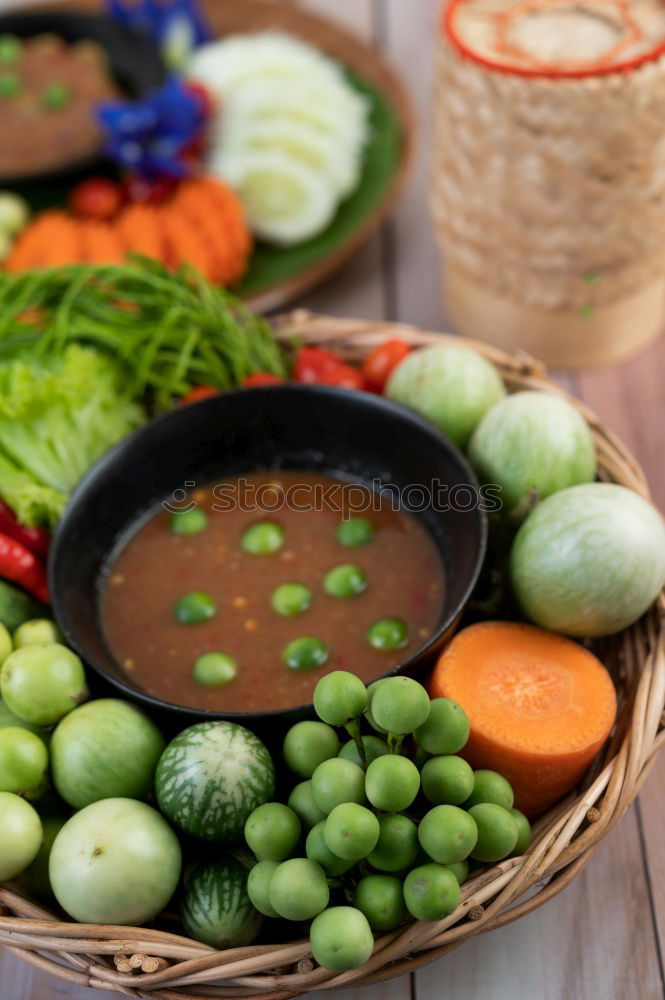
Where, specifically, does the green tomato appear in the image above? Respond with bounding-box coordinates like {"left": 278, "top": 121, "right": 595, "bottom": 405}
{"left": 414, "top": 698, "right": 469, "bottom": 755}
{"left": 354, "top": 874, "right": 406, "bottom": 931}
{"left": 469, "top": 391, "right": 596, "bottom": 512}
{"left": 313, "top": 670, "right": 367, "bottom": 725}
{"left": 19, "top": 814, "right": 68, "bottom": 899}
{"left": 13, "top": 619, "right": 62, "bottom": 648}
{"left": 247, "top": 859, "right": 280, "bottom": 917}
{"left": 310, "top": 906, "right": 374, "bottom": 972}
{"left": 464, "top": 770, "right": 514, "bottom": 810}
{"left": 173, "top": 591, "right": 216, "bottom": 624}
{"left": 306, "top": 821, "right": 353, "bottom": 876}
{"left": 510, "top": 808, "right": 532, "bottom": 856}
{"left": 403, "top": 863, "right": 461, "bottom": 921}
{"left": 0, "top": 643, "right": 88, "bottom": 726}
{"left": 339, "top": 735, "right": 388, "bottom": 768}
{"left": 366, "top": 617, "right": 408, "bottom": 651}
{"left": 282, "top": 636, "right": 329, "bottom": 671}
{"left": 446, "top": 859, "right": 468, "bottom": 885}
{"left": 283, "top": 720, "right": 340, "bottom": 778}
{"left": 0, "top": 694, "right": 48, "bottom": 743}
{"left": 193, "top": 652, "right": 237, "bottom": 686}
{"left": 287, "top": 781, "right": 327, "bottom": 830}
{"left": 50, "top": 699, "right": 165, "bottom": 809}
{"left": 49, "top": 798, "right": 182, "bottom": 924}
{"left": 510, "top": 483, "right": 665, "bottom": 636}
{"left": 241, "top": 521, "right": 284, "bottom": 555}
{"left": 244, "top": 802, "right": 301, "bottom": 861}
{"left": 0, "top": 726, "right": 48, "bottom": 794}
{"left": 369, "top": 676, "right": 430, "bottom": 734}
{"left": 170, "top": 508, "right": 207, "bottom": 535}
{"left": 268, "top": 858, "right": 329, "bottom": 921}
{"left": 367, "top": 813, "right": 418, "bottom": 873}
{"left": 336, "top": 518, "right": 375, "bottom": 548}
{"left": 311, "top": 757, "right": 366, "bottom": 813}
{"left": 271, "top": 582, "right": 311, "bottom": 617}
{"left": 418, "top": 805, "right": 478, "bottom": 865}
{"left": 468, "top": 803, "right": 518, "bottom": 862}
{"left": 324, "top": 564, "right": 368, "bottom": 599}
{"left": 386, "top": 344, "right": 506, "bottom": 448}
{"left": 0, "top": 623, "right": 11, "bottom": 664}
{"left": 365, "top": 755, "right": 420, "bottom": 812}
{"left": 0, "top": 792, "right": 42, "bottom": 880}
{"left": 421, "top": 755, "right": 474, "bottom": 806}
{"left": 0, "top": 190, "right": 28, "bottom": 234}
{"left": 323, "top": 803, "right": 379, "bottom": 861}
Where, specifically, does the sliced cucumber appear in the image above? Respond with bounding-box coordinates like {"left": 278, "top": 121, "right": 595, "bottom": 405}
{"left": 218, "top": 77, "right": 369, "bottom": 150}
{"left": 221, "top": 118, "right": 362, "bottom": 199}
{"left": 189, "top": 32, "right": 347, "bottom": 97}
{"left": 211, "top": 149, "right": 337, "bottom": 246}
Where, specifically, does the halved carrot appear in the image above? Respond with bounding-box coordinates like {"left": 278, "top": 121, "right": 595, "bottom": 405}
{"left": 429, "top": 621, "right": 617, "bottom": 817}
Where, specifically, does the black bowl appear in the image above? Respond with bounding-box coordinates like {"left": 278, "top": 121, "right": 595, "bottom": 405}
{"left": 49, "top": 386, "right": 487, "bottom": 732}
{"left": 0, "top": 10, "right": 165, "bottom": 186}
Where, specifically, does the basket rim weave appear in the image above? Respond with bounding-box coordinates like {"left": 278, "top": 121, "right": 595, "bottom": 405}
{"left": 1, "top": 311, "right": 663, "bottom": 1000}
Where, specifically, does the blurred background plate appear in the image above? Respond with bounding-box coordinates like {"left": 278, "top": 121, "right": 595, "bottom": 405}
{"left": 8, "top": 0, "right": 416, "bottom": 312}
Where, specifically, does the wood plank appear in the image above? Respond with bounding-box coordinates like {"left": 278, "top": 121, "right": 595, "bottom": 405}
{"left": 295, "top": 0, "right": 387, "bottom": 321}
{"left": 380, "top": 0, "right": 447, "bottom": 330}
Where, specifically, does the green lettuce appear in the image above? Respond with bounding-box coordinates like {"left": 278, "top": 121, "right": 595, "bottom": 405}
{"left": 0, "top": 345, "right": 145, "bottom": 528}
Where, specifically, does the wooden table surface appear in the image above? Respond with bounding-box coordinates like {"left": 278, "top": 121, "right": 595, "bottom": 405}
{"left": 2, "top": 0, "right": 665, "bottom": 997}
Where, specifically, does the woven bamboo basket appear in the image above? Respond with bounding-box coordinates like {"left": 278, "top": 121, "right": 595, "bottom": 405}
{"left": 1, "top": 312, "right": 664, "bottom": 998}
{"left": 431, "top": 0, "right": 665, "bottom": 369}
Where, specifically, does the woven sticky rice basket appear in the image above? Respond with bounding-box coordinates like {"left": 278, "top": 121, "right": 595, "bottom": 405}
{"left": 1, "top": 312, "right": 663, "bottom": 998}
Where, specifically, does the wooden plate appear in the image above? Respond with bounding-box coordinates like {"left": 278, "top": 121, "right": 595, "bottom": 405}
{"left": 23, "top": 0, "right": 417, "bottom": 313}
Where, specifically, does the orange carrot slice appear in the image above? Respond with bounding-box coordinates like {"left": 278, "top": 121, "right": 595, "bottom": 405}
{"left": 429, "top": 621, "right": 617, "bottom": 817}
{"left": 115, "top": 204, "right": 165, "bottom": 262}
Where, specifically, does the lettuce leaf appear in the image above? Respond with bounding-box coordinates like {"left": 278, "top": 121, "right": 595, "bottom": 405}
{"left": 0, "top": 345, "right": 145, "bottom": 527}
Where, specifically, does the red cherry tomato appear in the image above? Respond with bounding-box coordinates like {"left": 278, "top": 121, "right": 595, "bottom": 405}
{"left": 241, "top": 374, "right": 285, "bottom": 388}
{"left": 124, "top": 175, "right": 179, "bottom": 206}
{"left": 69, "top": 177, "right": 124, "bottom": 220}
{"left": 362, "top": 340, "right": 412, "bottom": 393}
{"left": 293, "top": 347, "right": 365, "bottom": 390}
{"left": 179, "top": 386, "right": 218, "bottom": 405}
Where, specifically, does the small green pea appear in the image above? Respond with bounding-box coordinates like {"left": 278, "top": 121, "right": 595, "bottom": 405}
{"left": 283, "top": 636, "right": 329, "bottom": 672}
{"left": 271, "top": 583, "right": 311, "bottom": 617}
{"left": 324, "top": 564, "right": 367, "bottom": 599}
{"left": 173, "top": 591, "right": 216, "bottom": 624}
{"left": 366, "top": 617, "right": 408, "bottom": 651}
{"left": 41, "top": 83, "right": 71, "bottom": 110}
{"left": 0, "top": 73, "right": 20, "bottom": 97}
{"left": 170, "top": 508, "right": 207, "bottom": 536}
{"left": 0, "top": 35, "right": 21, "bottom": 63}
{"left": 193, "top": 652, "right": 237, "bottom": 686}
{"left": 241, "top": 521, "right": 284, "bottom": 555}
{"left": 336, "top": 518, "right": 375, "bottom": 548}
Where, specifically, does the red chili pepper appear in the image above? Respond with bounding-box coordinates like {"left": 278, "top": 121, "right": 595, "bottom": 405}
{"left": 241, "top": 373, "right": 285, "bottom": 388}
{"left": 362, "top": 339, "right": 412, "bottom": 393}
{"left": 0, "top": 501, "right": 50, "bottom": 559}
{"left": 293, "top": 347, "right": 366, "bottom": 390}
{"left": 0, "top": 532, "right": 48, "bottom": 603}
{"left": 179, "top": 386, "right": 219, "bottom": 405}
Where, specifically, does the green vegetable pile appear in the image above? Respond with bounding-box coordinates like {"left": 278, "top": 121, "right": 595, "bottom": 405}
{"left": 242, "top": 670, "right": 531, "bottom": 971}
{"left": 0, "top": 259, "right": 289, "bottom": 525}
{"left": 0, "top": 345, "right": 143, "bottom": 528}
